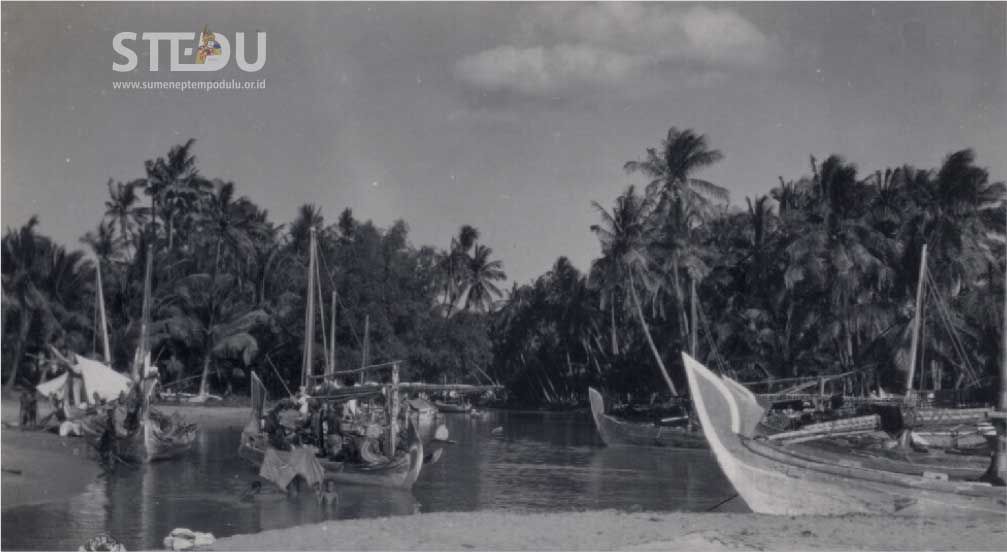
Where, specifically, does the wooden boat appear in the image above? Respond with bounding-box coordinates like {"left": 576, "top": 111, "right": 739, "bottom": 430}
{"left": 434, "top": 400, "right": 472, "bottom": 414}
{"left": 587, "top": 387, "right": 707, "bottom": 449}
{"left": 240, "top": 371, "right": 425, "bottom": 489}
{"left": 142, "top": 408, "right": 198, "bottom": 462}
{"left": 238, "top": 418, "right": 424, "bottom": 489}
{"left": 681, "top": 352, "right": 1005, "bottom": 518}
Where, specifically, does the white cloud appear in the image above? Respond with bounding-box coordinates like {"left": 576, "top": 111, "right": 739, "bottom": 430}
{"left": 455, "top": 43, "right": 641, "bottom": 96}
{"left": 455, "top": 4, "right": 774, "bottom": 97}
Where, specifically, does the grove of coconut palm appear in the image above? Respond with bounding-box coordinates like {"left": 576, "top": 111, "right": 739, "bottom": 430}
{"left": 1, "top": 140, "right": 506, "bottom": 397}
{"left": 490, "top": 129, "right": 1005, "bottom": 406}
{"left": 3, "top": 132, "right": 1004, "bottom": 406}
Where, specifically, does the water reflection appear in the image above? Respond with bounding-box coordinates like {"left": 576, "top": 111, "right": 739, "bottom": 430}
{"left": 2, "top": 409, "right": 738, "bottom": 551}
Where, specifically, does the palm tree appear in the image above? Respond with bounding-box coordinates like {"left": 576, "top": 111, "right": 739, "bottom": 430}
{"left": 2, "top": 217, "right": 45, "bottom": 388}
{"left": 436, "top": 225, "right": 482, "bottom": 315}
{"left": 590, "top": 186, "right": 678, "bottom": 395}
{"left": 151, "top": 273, "right": 268, "bottom": 395}
{"left": 188, "top": 181, "right": 262, "bottom": 396}
{"left": 144, "top": 139, "right": 210, "bottom": 249}
{"left": 907, "top": 149, "right": 1006, "bottom": 295}
{"left": 785, "top": 155, "right": 895, "bottom": 373}
{"left": 104, "top": 179, "right": 147, "bottom": 251}
{"left": 2, "top": 217, "right": 93, "bottom": 388}
{"left": 625, "top": 127, "right": 727, "bottom": 350}
{"left": 289, "top": 203, "right": 325, "bottom": 255}
{"left": 462, "top": 244, "right": 506, "bottom": 312}
{"left": 80, "top": 220, "right": 120, "bottom": 265}
{"left": 624, "top": 127, "right": 728, "bottom": 208}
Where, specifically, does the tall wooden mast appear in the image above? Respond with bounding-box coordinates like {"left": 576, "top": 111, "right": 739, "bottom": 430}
{"left": 301, "top": 227, "right": 317, "bottom": 388}
{"left": 133, "top": 240, "right": 154, "bottom": 381}
{"left": 95, "top": 258, "right": 111, "bottom": 364}
{"left": 987, "top": 209, "right": 1007, "bottom": 484}
{"left": 904, "top": 244, "right": 927, "bottom": 401}
{"left": 328, "top": 291, "right": 337, "bottom": 380}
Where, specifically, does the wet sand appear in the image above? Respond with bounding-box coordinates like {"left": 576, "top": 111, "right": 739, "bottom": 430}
{"left": 1, "top": 398, "right": 101, "bottom": 511}
{"left": 207, "top": 510, "right": 1007, "bottom": 551}
{"left": 0, "top": 399, "right": 246, "bottom": 512}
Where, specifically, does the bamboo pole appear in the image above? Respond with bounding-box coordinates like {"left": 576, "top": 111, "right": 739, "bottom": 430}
{"left": 905, "top": 244, "right": 927, "bottom": 402}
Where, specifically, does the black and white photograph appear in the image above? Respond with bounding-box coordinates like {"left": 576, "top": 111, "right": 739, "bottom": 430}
{"left": 1, "top": 2, "right": 1005, "bottom": 550}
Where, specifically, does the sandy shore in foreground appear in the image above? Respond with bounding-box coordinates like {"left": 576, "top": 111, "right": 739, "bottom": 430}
{"left": 207, "top": 510, "right": 1007, "bottom": 551}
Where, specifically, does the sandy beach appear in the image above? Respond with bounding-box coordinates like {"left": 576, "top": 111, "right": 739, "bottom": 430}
{"left": 207, "top": 510, "right": 1007, "bottom": 551}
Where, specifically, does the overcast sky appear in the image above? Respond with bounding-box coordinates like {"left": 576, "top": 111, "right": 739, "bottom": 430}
{"left": 3, "top": 2, "right": 1004, "bottom": 285}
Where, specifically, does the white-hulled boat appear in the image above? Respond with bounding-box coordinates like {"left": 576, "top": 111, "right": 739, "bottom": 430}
{"left": 681, "top": 352, "right": 1006, "bottom": 518}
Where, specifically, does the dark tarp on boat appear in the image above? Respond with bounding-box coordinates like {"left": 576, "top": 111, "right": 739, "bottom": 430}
{"left": 258, "top": 446, "right": 325, "bottom": 490}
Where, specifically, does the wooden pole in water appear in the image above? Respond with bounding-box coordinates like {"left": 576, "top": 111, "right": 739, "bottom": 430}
{"left": 905, "top": 244, "right": 927, "bottom": 402}
{"left": 302, "top": 227, "right": 317, "bottom": 389}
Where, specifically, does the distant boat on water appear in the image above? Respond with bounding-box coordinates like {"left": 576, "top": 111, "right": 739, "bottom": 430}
{"left": 587, "top": 387, "right": 707, "bottom": 449}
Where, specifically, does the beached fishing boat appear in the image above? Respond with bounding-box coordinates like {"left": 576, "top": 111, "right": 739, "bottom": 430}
{"left": 682, "top": 352, "right": 1006, "bottom": 517}
{"left": 587, "top": 387, "right": 707, "bottom": 449}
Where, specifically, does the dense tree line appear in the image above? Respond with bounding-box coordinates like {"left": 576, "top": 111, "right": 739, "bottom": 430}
{"left": 4, "top": 133, "right": 1004, "bottom": 407}
{"left": 2, "top": 140, "right": 505, "bottom": 398}
{"left": 491, "top": 129, "right": 1005, "bottom": 406}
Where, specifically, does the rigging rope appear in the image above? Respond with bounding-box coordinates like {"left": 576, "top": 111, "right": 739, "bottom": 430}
{"left": 313, "top": 236, "right": 376, "bottom": 356}
{"left": 695, "top": 297, "right": 730, "bottom": 376}
{"left": 923, "top": 269, "right": 980, "bottom": 386}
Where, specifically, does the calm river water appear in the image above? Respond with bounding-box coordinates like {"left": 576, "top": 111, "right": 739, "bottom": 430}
{"left": 2, "top": 409, "right": 741, "bottom": 551}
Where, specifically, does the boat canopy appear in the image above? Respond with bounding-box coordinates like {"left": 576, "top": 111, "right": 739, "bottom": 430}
{"left": 36, "top": 355, "right": 133, "bottom": 404}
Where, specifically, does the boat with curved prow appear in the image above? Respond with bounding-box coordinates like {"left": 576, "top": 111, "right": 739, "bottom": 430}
{"left": 682, "top": 352, "right": 1006, "bottom": 518}
{"left": 238, "top": 415, "right": 424, "bottom": 490}
{"left": 587, "top": 387, "right": 707, "bottom": 449}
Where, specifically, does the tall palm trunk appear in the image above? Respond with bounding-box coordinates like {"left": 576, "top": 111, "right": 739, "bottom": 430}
{"left": 5, "top": 313, "right": 31, "bottom": 389}
{"left": 629, "top": 272, "right": 678, "bottom": 396}
{"left": 670, "top": 257, "right": 690, "bottom": 348}
{"left": 197, "top": 239, "right": 222, "bottom": 396}
{"left": 609, "top": 291, "right": 619, "bottom": 355}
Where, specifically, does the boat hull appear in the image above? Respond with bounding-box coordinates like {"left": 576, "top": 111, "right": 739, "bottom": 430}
{"left": 237, "top": 421, "right": 424, "bottom": 489}
{"left": 587, "top": 387, "right": 707, "bottom": 449}
{"left": 434, "top": 402, "right": 472, "bottom": 414}
{"left": 143, "top": 420, "right": 197, "bottom": 462}
{"left": 682, "top": 353, "right": 1006, "bottom": 518}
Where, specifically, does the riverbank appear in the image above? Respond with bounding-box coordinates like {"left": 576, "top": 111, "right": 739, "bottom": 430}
{"left": 1, "top": 397, "right": 101, "bottom": 511}
{"left": 0, "top": 397, "right": 247, "bottom": 512}
{"left": 207, "top": 510, "right": 1006, "bottom": 551}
